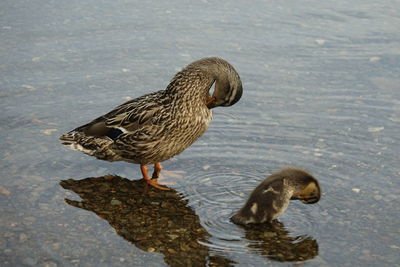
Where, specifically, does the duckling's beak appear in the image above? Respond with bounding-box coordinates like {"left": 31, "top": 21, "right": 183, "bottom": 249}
{"left": 291, "top": 196, "right": 320, "bottom": 204}
{"left": 300, "top": 197, "right": 320, "bottom": 204}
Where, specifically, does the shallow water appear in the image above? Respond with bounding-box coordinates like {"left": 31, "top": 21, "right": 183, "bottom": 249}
{"left": 1, "top": 0, "right": 399, "bottom": 266}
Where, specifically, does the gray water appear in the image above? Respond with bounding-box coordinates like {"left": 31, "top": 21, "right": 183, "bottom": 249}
{"left": 1, "top": 0, "right": 399, "bottom": 266}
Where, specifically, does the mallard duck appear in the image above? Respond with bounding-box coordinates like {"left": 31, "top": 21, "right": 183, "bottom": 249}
{"left": 60, "top": 57, "right": 243, "bottom": 190}
{"left": 231, "top": 167, "right": 321, "bottom": 225}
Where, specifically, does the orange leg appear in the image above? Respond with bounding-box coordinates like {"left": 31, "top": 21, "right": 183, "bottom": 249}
{"left": 140, "top": 164, "right": 169, "bottom": 191}
{"left": 152, "top": 162, "right": 162, "bottom": 179}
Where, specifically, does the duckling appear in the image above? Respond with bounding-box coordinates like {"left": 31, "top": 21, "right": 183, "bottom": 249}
{"left": 60, "top": 57, "right": 242, "bottom": 190}
{"left": 231, "top": 167, "right": 321, "bottom": 225}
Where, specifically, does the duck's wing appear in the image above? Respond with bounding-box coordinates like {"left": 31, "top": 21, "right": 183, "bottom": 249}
{"left": 104, "top": 91, "right": 167, "bottom": 132}
{"left": 74, "top": 90, "right": 167, "bottom": 139}
{"left": 110, "top": 110, "right": 175, "bottom": 163}
{"left": 59, "top": 91, "right": 169, "bottom": 161}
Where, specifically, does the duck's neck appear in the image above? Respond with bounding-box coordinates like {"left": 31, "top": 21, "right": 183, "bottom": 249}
{"left": 165, "top": 67, "right": 215, "bottom": 106}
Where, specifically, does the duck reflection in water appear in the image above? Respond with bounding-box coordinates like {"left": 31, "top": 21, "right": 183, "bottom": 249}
{"left": 237, "top": 221, "right": 319, "bottom": 262}
{"left": 60, "top": 175, "right": 235, "bottom": 267}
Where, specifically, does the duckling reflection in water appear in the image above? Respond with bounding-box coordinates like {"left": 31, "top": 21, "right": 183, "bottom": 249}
{"left": 245, "top": 220, "right": 319, "bottom": 262}
{"left": 231, "top": 167, "right": 321, "bottom": 225}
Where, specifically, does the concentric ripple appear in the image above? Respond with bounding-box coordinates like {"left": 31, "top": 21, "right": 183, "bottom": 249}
{"left": 167, "top": 91, "right": 399, "bottom": 262}
{"left": 172, "top": 158, "right": 322, "bottom": 259}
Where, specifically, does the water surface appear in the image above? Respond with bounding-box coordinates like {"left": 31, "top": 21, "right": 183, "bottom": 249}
{"left": 1, "top": 0, "right": 399, "bottom": 266}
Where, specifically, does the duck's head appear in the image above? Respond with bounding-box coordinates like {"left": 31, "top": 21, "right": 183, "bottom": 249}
{"left": 189, "top": 57, "right": 242, "bottom": 109}
{"left": 206, "top": 70, "right": 243, "bottom": 109}
{"left": 291, "top": 180, "right": 321, "bottom": 204}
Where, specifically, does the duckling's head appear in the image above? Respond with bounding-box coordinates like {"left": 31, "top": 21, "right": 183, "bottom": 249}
{"left": 287, "top": 168, "right": 321, "bottom": 204}
{"left": 293, "top": 182, "right": 321, "bottom": 204}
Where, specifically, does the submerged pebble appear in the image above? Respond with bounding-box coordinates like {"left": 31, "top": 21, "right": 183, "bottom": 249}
{"left": 110, "top": 199, "right": 122, "bottom": 205}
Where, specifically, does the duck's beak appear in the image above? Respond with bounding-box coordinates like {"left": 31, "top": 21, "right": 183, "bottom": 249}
{"left": 206, "top": 97, "right": 217, "bottom": 109}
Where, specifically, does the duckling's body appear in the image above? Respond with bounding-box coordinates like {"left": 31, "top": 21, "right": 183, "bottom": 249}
{"left": 231, "top": 167, "right": 321, "bottom": 225}
{"left": 60, "top": 57, "right": 242, "bottom": 190}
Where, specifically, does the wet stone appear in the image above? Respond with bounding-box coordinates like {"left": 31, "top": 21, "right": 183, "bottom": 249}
{"left": 22, "top": 257, "right": 39, "bottom": 266}
{"left": 110, "top": 199, "right": 122, "bottom": 205}
{"left": 51, "top": 242, "right": 61, "bottom": 250}
{"left": 4, "top": 231, "right": 14, "bottom": 238}
{"left": 168, "top": 248, "right": 177, "bottom": 254}
{"left": 168, "top": 234, "right": 179, "bottom": 240}
{"left": 263, "top": 232, "right": 277, "bottom": 238}
{"left": 38, "top": 203, "right": 50, "bottom": 210}
{"left": 180, "top": 243, "right": 191, "bottom": 251}
{"left": 19, "top": 233, "right": 28, "bottom": 242}
{"left": 41, "top": 260, "right": 58, "bottom": 267}
{"left": 24, "top": 217, "right": 37, "bottom": 223}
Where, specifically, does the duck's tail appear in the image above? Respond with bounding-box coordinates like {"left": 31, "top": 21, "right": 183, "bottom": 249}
{"left": 59, "top": 131, "right": 119, "bottom": 161}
